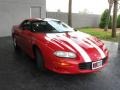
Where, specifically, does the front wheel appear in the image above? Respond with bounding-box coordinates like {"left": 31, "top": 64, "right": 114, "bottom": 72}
{"left": 35, "top": 48, "right": 45, "bottom": 72}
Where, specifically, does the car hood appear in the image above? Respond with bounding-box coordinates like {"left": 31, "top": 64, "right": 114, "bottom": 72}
{"left": 41, "top": 31, "right": 106, "bottom": 62}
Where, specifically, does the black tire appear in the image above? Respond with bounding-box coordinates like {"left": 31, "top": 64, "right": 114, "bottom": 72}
{"left": 34, "top": 48, "right": 45, "bottom": 72}
{"left": 13, "top": 37, "right": 19, "bottom": 51}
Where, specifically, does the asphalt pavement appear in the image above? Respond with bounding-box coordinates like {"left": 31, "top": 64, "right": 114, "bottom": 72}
{"left": 0, "top": 37, "right": 120, "bottom": 90}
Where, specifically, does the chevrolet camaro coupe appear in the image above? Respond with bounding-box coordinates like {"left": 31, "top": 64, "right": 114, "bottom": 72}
{"left": 12, "top": 18, "right": 109, "bottom": 74}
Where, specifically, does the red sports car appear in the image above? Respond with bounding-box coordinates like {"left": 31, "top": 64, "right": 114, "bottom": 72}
{"left": 12, "top": 18, "right": 109, "bottom": 74}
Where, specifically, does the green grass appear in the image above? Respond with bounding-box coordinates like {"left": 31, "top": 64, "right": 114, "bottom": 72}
{"left": 77, "top": 28, "right": 120, "bottom": 42}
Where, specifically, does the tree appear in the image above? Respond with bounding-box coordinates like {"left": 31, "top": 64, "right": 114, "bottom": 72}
{"left": 99, "top": 9, "right": 112, "bottom": 29}
{"left": 104, "top": 0, "right": 114, "bottom": 31}
{"left": 112, "top": 0, "right": 118, "bottom": 37}
{"left": 108, "top": 16, "right": 112, "bottom": 29}
{"left": 68, "top": 0, "right": 72, "bottom": 27}
{"left": 117, "top": 14, "right": 120, "bottom": 28}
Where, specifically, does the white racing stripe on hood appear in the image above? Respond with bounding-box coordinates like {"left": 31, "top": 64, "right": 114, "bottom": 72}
{"left": 62, "top": 37, "right": 91, "bottom": 62}
{"left": 84, "top": 38, "right": 106, "bottom": 59}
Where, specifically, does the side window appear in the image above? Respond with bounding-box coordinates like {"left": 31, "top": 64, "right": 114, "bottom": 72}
{"left": 20, "top": 20, "right": 27, "bottom": 28}
{"left": 20, "top": 20, "right": 31, "bottom": 30}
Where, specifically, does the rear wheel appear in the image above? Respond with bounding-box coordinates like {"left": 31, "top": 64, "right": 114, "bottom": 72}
{"left": 13, "top": 37, "right": 19, "bottom": 51}
{"left": 34, "top": 48, "right": 45, "bottom": 72}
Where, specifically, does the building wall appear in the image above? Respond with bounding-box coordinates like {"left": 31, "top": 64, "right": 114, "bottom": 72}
{"left": 46, "top": 12, "right": 100, "bottom": 28}
{"left": 0, "top": 0, "right": 46, "bottom": 37}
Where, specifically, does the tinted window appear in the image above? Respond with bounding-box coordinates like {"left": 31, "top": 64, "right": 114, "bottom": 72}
{"left": 20, "top": 20, "right": 31, "bottom": 30}
{"left": 31, "top": 20, "right": 74, "bottom": 33}
{"left": 32, "top": 21, "right": 55, "bottom": 32}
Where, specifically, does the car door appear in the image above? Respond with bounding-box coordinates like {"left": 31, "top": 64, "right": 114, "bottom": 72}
{"left": 19, "top": 20, "right": 33, "bottom": 56}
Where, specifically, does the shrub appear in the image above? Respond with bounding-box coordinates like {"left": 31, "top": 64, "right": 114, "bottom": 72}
{"left": 99, "top": 9, "right": 112, "bottom": 29}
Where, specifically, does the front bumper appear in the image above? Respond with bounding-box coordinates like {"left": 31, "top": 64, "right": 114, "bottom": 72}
{"left": 47, "top": 55, "right": 109, "bottom": 74}
{"left": 46, "top": 47, "right": 109, "bottom": 74}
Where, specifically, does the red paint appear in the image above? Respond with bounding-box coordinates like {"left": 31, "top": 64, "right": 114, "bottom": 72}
{"left": 12, "top": 18, "right": 109, "bottom": 74}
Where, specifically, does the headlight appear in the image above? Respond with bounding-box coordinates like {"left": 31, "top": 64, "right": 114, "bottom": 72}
{"left": 54, "top": 51, "right": 76, "bottom": 59}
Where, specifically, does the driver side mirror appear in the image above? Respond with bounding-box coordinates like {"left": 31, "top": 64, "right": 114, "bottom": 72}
{"left": 19, "top": 25, "right": 24, "bottom": 30}
{"left": 22, "top": 26, "right": 28, "bottom": 30}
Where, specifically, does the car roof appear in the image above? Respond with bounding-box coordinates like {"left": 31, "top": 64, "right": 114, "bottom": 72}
{"left": 26, "top": 18, "right": 60, "bottom": 22}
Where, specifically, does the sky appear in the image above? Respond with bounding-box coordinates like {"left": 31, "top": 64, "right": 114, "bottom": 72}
{"left": 46, "top": 0, "right": 109, "bottom": 15}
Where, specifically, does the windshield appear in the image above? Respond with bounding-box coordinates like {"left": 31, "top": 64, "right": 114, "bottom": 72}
{"left": 47, "top": 20, "right": 74, "bottom": 32}
{"left": 32, "top": 20, "right": 74, "bottom": 33}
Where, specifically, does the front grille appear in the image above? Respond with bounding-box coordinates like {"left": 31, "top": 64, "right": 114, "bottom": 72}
{"left": 79, "top": 57, "right": 107, "bottom": 70}
{"left": 79, "top": 62, "right": 92, "bottom": 69}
